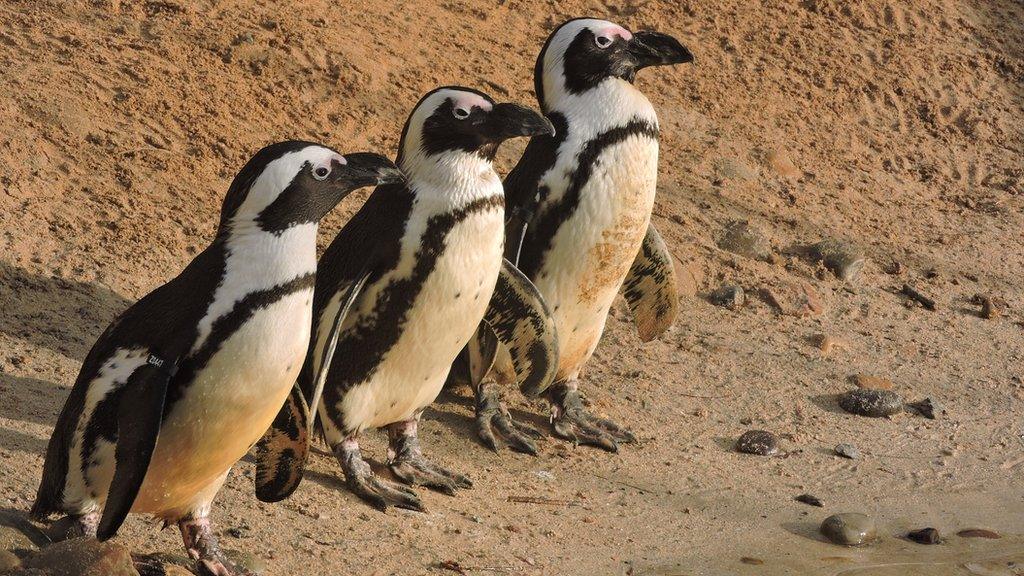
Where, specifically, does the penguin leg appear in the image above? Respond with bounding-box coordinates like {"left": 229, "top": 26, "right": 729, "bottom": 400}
{"left": 548, "top": 380, "right": 636, "bottom": 453}
{"left": 49, "top": 511, "right": 99, "bottom": 540}
{"left": 386, "top": 419, "right": 473, "bottom": 494}
{"left": 333, "top": 437, "right": 424, "bottom": 512}
{"left": 179, "top": 515, "right": 253, "bottom": 576}
{"left": 475, "top": 378, "right": 543, "bottom": 455}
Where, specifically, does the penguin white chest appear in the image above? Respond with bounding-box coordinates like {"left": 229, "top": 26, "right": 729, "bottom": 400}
{"left": 345, "top": 207, "right": 505, "bottom": 431}
{"left": 539, "top": 135, "right": 659, "bottom": 376}
{"left": 133, "top": 289, "right": 313, "bottom": 515}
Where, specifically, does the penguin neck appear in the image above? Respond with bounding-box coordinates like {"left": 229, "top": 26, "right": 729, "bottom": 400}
{"left": 218, "top": 218, "right": 318, "bottom": 279}
{"left": 545, "top": 76, "right": 658, "bottom": 133}
{"left": 400, "top": 149, "right": 502, "bottom": 207}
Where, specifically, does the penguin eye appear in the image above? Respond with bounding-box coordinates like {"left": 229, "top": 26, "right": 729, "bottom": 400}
{"left": 313, "top": 165, "right": 331, "bottom": 180}
{"left": 453, "top": 107, "right": 471, "bottom": 120}
{"left": 595, "top": 35, "right": 613, "bottom": 48}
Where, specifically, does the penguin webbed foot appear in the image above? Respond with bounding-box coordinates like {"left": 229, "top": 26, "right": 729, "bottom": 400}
{"left": 179, "top": 517, "right": 254, "bottom": 576}
{"left": 334, "top": 439, "right": 424, "bottom": 513}
{"left": 548, "top": 383, "right": 636, "bottom": 453}
{"left": 475, "top": 381, "right": 543, "bottom": 455}
{"left": 386, "top": 421, "right": 473, "bottom": 495}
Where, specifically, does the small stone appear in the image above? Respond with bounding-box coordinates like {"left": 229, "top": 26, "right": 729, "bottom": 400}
{"left": 795, "top": 494, "right": 824, "bottom": 507}
{"left": 718, "top": 220, "right": 771, "bottom": 260}
{"left": 838, "top": 389, "right": 903, "bottom": 417}
{"left": 851, "top": 374, "right": 894, "bottom": 391}
{"left": 907, "top": 398, "right": 939, "bottom": 419}
{"left": 45, "top": 515, "right": 83, "bottom": 543}
{"left": 765, "top": 281, "right": 824, "bottom": 317}
{"left": 907, "top": 527, "right": 941, "bottom": 544}
{"left": 224, "top": 550, "right": 266, "bottom": 575}
{"left": 817, "top": 334, "right": 846, "bottom": 354}
{"left": 957, "top": 528, "right": 1000, "bottom": 539}
{"left": 834, "top": 443, "right": 860, "bottom": 459}
{"left": 820, "top": 513, "right": 877, "bottom": 546}
{"left": 978, "top": 295, "right": 1000, "bottom": 319}
{"left": 811, "top": 239, "right": 867, "bottom": 282}
{"left": 0, "top": 549, "right": 22, "bottom": 572}
{"left": 24, "top": 538, "right": 138, "bottom": 576}
{"left": 735, "top": 430, "right": 779, "bottom": 456}
{"left": 740, "top": 556, "right": 765, "bottom": 565}
{"left": 709, "top": 285, "right": 745, "bottom": 310}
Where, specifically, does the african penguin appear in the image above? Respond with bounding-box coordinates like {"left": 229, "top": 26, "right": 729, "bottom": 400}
{"left": 31, "top": 142, "right": 402, "bottom": 576}
{"left": 479, "top": 18, "right": 693, "bottom": 453}
{"left": 303, "top": 87, "right": 557, "bottom": 511}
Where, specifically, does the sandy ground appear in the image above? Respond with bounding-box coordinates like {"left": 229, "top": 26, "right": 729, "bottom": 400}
{"left": 1, "top": 0, "right": 1023, "bottom": 574}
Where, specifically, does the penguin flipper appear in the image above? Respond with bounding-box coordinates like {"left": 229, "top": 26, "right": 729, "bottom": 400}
{"left": 482, "top": 259, "right": 558, "bottom": 397}
{"left": 253, "top": 270, "right": 371, "bottom": 502}
{"left": 622, "top": 223, "right": 680, "bottom": 342}
{"left": 96, "top": 354, "right": 176, "bottom": 541}
{"left": 253, "top": 384, "right": 310, "bottom": 503}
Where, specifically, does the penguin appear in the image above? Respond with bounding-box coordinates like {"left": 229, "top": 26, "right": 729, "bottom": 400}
{"left": 304, "top": 86, "right": 558, "bottom": 511}
{"left": 31, "top": 141, "right": 402, "bottom": 576}
{"left": 466, "top": 18, "right": 694, "bottom": 453}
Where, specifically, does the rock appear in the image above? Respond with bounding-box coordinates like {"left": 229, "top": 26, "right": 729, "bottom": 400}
{"left": 45, "top": 515, "right": 83, "bottom": 543}
{"left": 820, "top": 513, "right": 877, "bottom": 546}
{"left": 838, "top": 389, "right": 903, "bottom": 417}
{"left": 811, "top": 239, "right": 866, "bottom": 282}
{"left": 765, "top": 281, "right": 824, "bottom": 317}
{"left": 709, "top": 285, "right": 745, "bottom": 310}
{"left": 978, "top": 295, "right": 1000, "bottom": 319}
{"left": 907, "top": 398, "right": 940, "bottom": 419}
{"left": 735, "top": 430, "right": 779, "bottom": 456}
{"left": 834, "top": 443, "right": 860, "bottom": 459}
{"left": 907, "top": 527, "right": 941, "bottom": 545}
{"left": 766, "top": 149, "right": 801, "bottom": 179}
{"left": 957, "top": 528, "right": 1001, "bottom": 539}
{"left": 24, "top": 538, "right": 139, "bottom": 576}
{"left": 851, "top": 374, "right": 894, "bottom": 391}
{"left": 0, "top": 549, "right": 22, "bottom": 573}
{"left": 795, "top": 494, "right": 824, "bottom": 507}
{"left": 718, "top": 221, "right": 771, "bottom": 260}
{"left": 816, "top": 334, "right": 846, "bottom": 355}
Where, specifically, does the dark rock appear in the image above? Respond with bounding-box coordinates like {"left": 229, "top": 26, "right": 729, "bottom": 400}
{"left": 795, "top": 494, "right": 824, "bottom": 507}
{"left": 718, "top": 221, "right": 771, "bottom": 260}
{"left": 811, "top": 239, "right": 866, "bottom": 282}
{"left": 709, "top": 285, "right": 745, "bottom": 310}
{"left": 23, "top": 538, "right": 139, "bottom": 576}
{"left": 907, "top": 527, "right": 941, "bottom": 545}
{"left": 820, "top": 513, "right": 877, "bottom": 546}
{"left": 740, "top": 556, "right": 764, "bottom": 565}
{"left": 735, "top": 430, "right": 779, "bottom": 456}
{"left": 957, "top": 528, "right": 1000, "bottom": 539}
{"left": 834, "top": 443, "right": 860, "bottom": 459}
{"left": 907, "top": 398, "right": 940, "bottom": 419}
{"left": 838, "top": 389, "right": 903, "bottom": 417}
{"left": 45, "top": 515, "right": 83, "bottom": 543}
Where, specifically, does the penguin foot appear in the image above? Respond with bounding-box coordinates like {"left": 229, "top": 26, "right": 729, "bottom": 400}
{"left": 387, "top": 420, "right": 473, "bottom": 495}
{"left": 334, "top": 439, "right": 424, "bottom": 512}
{"left": 179, "top": 517, "right": 254, "bottom": 576}
{"left": 475, "top": 381, "right": 543, "bottom": 455}
{"left": 548, "top": 383, "right": 636, "bottom": 453}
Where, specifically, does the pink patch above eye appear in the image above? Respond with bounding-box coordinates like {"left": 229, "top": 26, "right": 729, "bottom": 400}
{"left": 455, "top": 93, "right": 493, "bottom": 112}
{"left": 601, "top": 25, "right": 632, "bottom": 41}
{"left": 331, "top": 153, "right": 347, "bottom": 165}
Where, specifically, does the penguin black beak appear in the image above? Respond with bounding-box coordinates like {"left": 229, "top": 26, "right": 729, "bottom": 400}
{"left": 486, "top": 102, "right": 556, "bottom": 142}
{"left": 627, "top": 31, "right": 694, "bottom": 70}
{"left": 339, "top": 152, "right": 405, "bottom": 187}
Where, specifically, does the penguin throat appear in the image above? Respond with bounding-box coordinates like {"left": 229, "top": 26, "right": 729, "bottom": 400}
{"left": 399, "top": 148, "right": 499, "bottom": 200}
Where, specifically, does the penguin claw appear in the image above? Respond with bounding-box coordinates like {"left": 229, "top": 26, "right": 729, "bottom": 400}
{"left": 548, "top": 384, "right": 636, "bottom": 453}
{"left": 335, "top": 439, "right": 425, "bottom": 512}
{"left": 475, "top": 383, "right": 542, "bottom": 455}
{"left": 386, "top": 419, "right": 472, "bottom": 495}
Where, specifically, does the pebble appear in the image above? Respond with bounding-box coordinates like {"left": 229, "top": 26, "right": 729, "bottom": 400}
{"left": 795, "top": 494, "right": 824, "bottom": 508}
{"left": 45, "top": 515, "right": 82, "bottom": 543}
{"left": 735, "top": 430, "right": 779, "bottom": 456}
{"left": 766, "top": 281, "right": 825, "bottom": 317}
{"left": 852, "top": 374, "right": 894, "bottom": 391}
{"left": 977, "top": 295, "right": 1000, "bottom": 319}
{"left": 820, "top": 513, "right": 877, "bottom": 546}
{"left": 838, "top": 389, "right": 904, "bottom": 417}
{"left": 817, "top": 334, "right": 846, "bottom": 355}
{"left": 834, "top": 443, "right": 860, "bottom": 459}
{"left": 907, "top": 527, "right": 941, "bottom": 545}
{"left": 907, "top": 398, "right": 939, "bottom": 419}
{"left": 718, "top": 221, "right": 771, "bottom": 260}
{"left": 811, "top": 239, "right": 866, "bottom": 282}
{"left": 709, "top": 285, "right": 745, "bottom": 310}
{"left": 957, "top": 528, "right": 1001, "bottom": 539}
{"left": 23, "top": 538, "right": 138, "bottom": 576}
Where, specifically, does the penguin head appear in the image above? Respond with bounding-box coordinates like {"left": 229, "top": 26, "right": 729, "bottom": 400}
{"left": 219, "top": 141, "right": 403, "bottom": 233}
{"left": 397, "top": 87, "right": 554, "bottom": 172}
{"left": 536, "top": 18, "right": 694, "bottom": 109}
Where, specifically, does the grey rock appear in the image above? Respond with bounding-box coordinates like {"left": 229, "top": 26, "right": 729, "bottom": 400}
{"left": 23, "top": 538, "right": 139, "bottom": 576}
{"left": 834, "top": 443, "right": 860, "bottom": 459}
{"left": 811, "top": 239, "right": 866, "bottom": 282}
{"left": 709, "top": 285, "right": 745, "bottom": 310}
{"left": 718, "top": 221, "right": 771, "bottom": 260}
{"left": 735, "top": 430, "right": 779, "bottom": 456}
{"left": 838, "top": 389, "right": 903, "bottom": 417}
{"left": 820, "top": 513, "right": 877, "bottom": 546}
{"left": 907, "top": 398, "right": 940, "bottom": 419}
